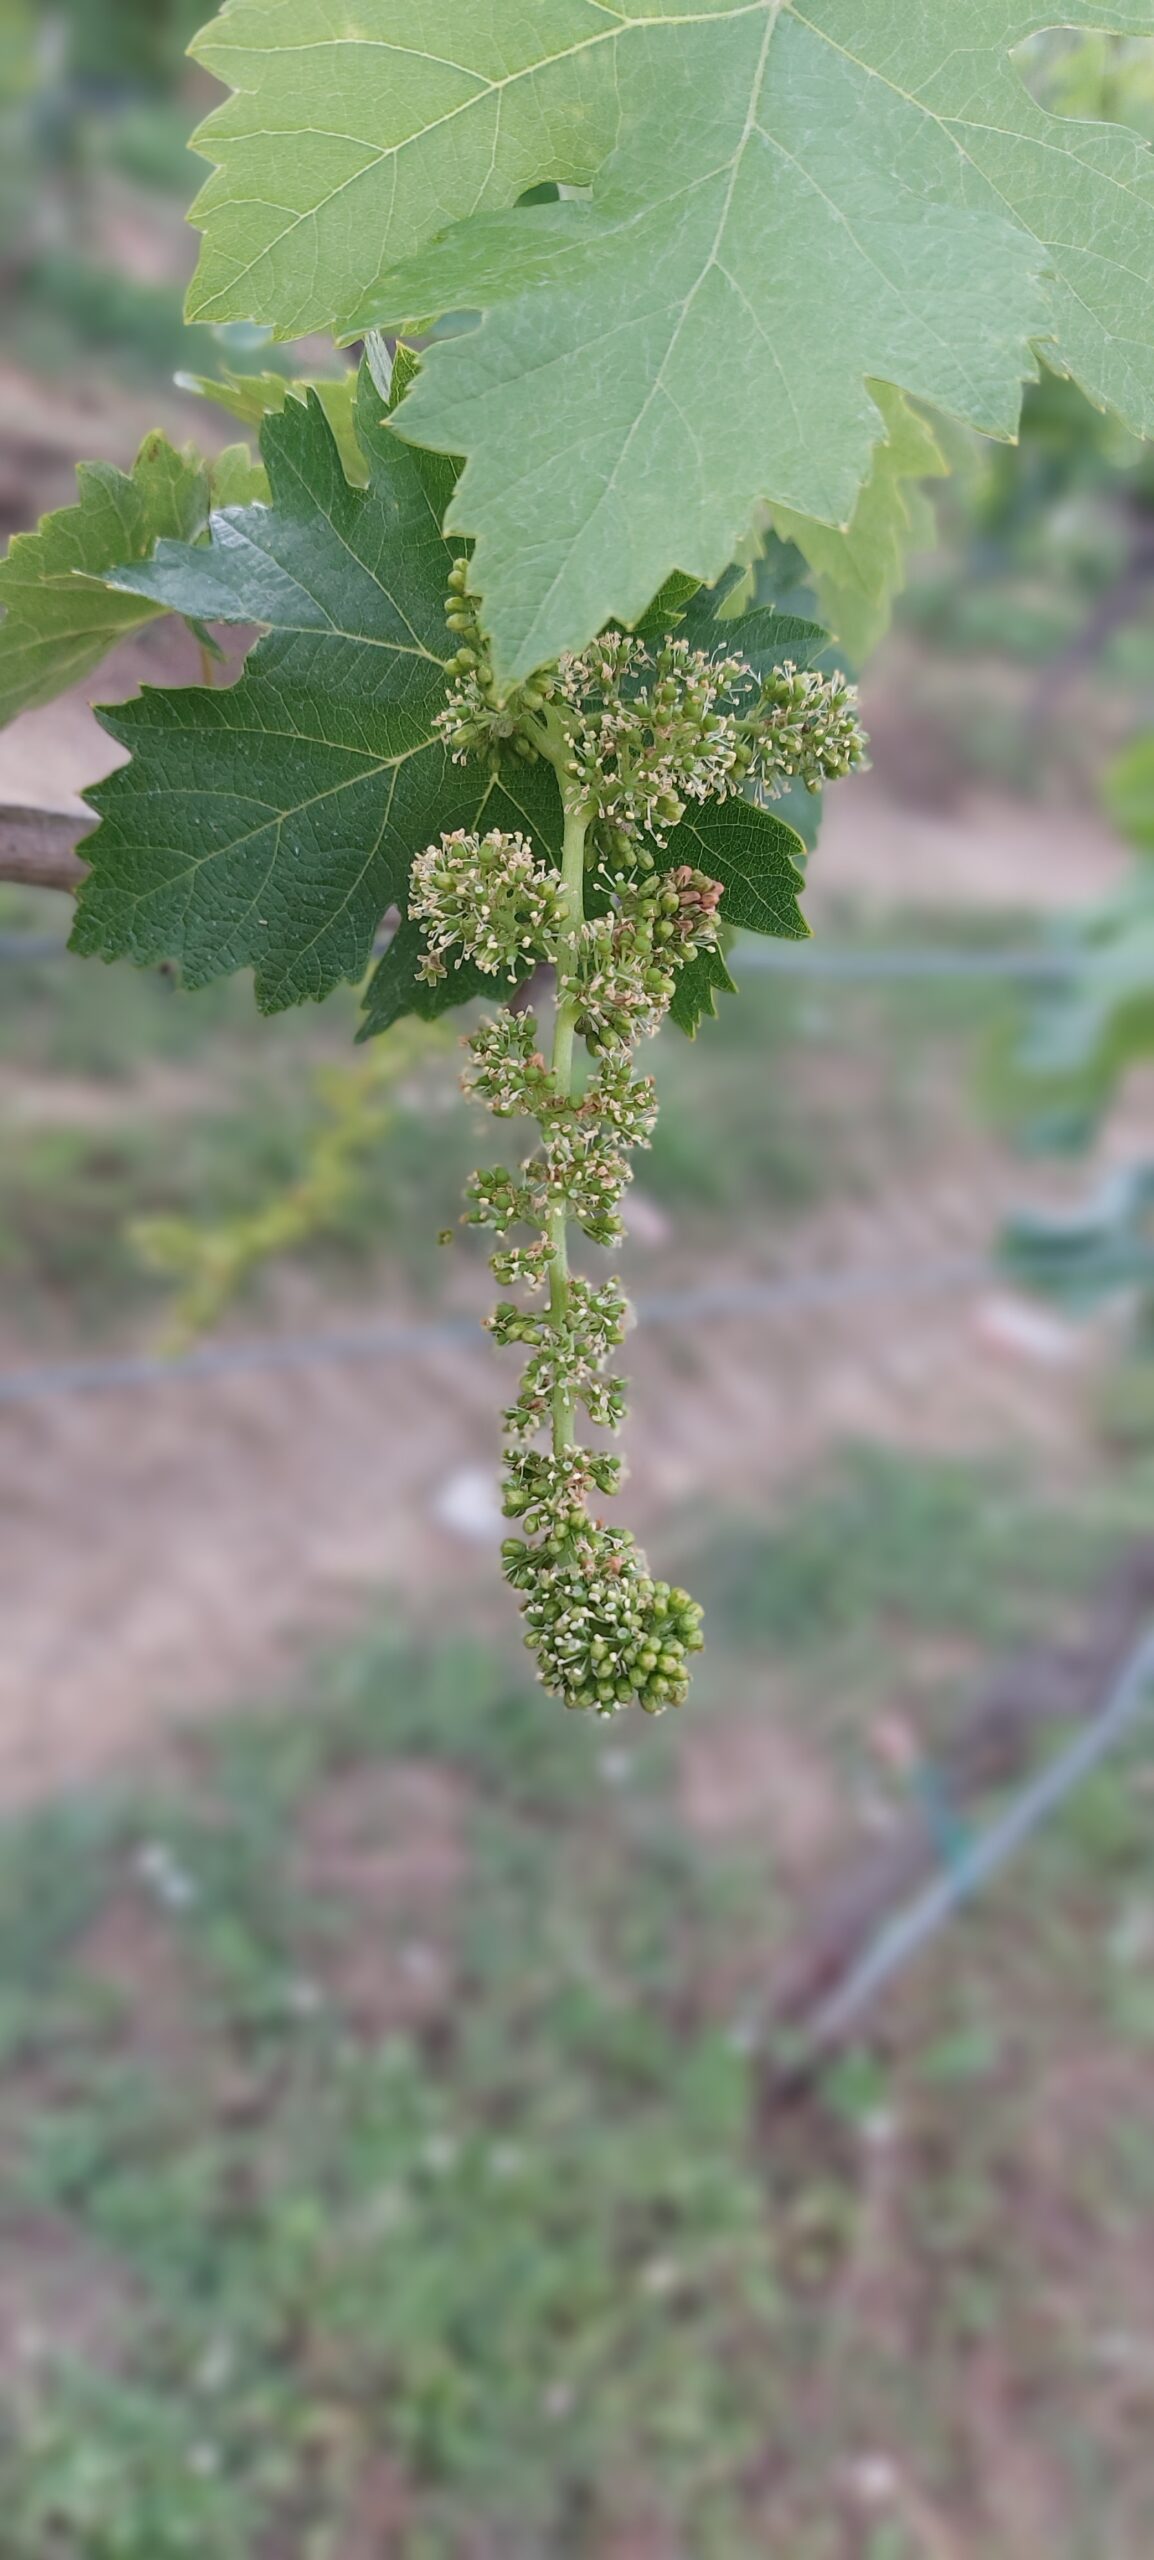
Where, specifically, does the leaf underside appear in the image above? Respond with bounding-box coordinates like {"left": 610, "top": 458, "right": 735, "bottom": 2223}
{"left": 771, "top": 385, "right": 949, "bottom": 661}
{"left": 186, "top": 0, "right": 1154, "bottom": 675}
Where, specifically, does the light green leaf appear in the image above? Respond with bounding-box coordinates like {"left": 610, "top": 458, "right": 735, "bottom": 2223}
{"left": 0, "top": 433, "right": 212, "bottom": 727}
{"left": 210, "top": 441, "right": 269, "bottom": 508}
{"left": 185, "top": 0, "right": 619, "bottom": 337}
{"left": 1001, "top": 734, "right": 1154, "bottom": 1139}
{"left": 184, "top": 0, "right": 1154, "bottom": 677}
{"left": 73, "top": 373, "right": 564, "bottom": 1016}
{"left": 177, "top": 364, "right": 364, "bottom": 485}
{"left": 770, "top": 387, "right": 948, "bottom": 661}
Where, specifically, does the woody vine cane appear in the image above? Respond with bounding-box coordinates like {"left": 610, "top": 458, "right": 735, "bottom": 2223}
{"left": 409, "top": 565, "right": 866, "bottom": 1713}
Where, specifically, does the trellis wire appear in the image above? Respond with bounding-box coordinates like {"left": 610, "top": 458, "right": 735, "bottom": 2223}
{"left": 0, "top": 1253, "right": 986, "bottom": 1407}
{"left": 0, "top": 934, "right": 1070, "bottom": 980}
{"left": 736, "top": 942, "right": 1066, "bottom": 983}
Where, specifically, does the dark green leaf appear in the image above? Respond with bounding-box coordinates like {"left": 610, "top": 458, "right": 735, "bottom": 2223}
{"left": 631, "top": 573, "right": 702, "bottom": 642}
{"left": 684, "top": 603, "right": 831, "bottom": 684}
{"left": 72, "top": 371, "right": 563, "bottom": 1015}
{"left": 661, "top": 797, "right": 808, "bottom": 944}
{"left": 668, "top": 944, "right": 739, "bottom": 1039}
{"left": 657, "top": 794, "right": 808, "bottom": 1038}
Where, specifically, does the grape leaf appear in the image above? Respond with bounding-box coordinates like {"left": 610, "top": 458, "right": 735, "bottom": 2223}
{"left": 209, "top": 442, "right": 271, "bottom": 509}
{"left": 78, "top": 361, "right": 815, "bottom": 1033}
{"left": 1001, "top": 735, "right": 1154, "bottom": 1138}
{"left": 0, "top": 433, "right": 213, "bottom": 727}
{"left": 1002, "top": 1166, "right": 1154, "bottom": 1311}
{"left": 177, "top": 364, "right": 365, "bottom": 485}
{"left": 668, "top": 943, "right": 740, "bottom": 1039}
{"left": 73, "top": 373, "right": 563, "bottom": 1013}
{"left": 183, "top": 0, "right": 1154, "bottom": 678}
{"left": 770, "top": 387, "right": 948, "bottom": 662}
{"left": 663, "top": 795, "right": 808, "bottom": 942}
{"left": 624, "top": 791, "right": 808, "bottom": 1038}
{"left": 681, "top": 600, "right": 829, "bottom": 684}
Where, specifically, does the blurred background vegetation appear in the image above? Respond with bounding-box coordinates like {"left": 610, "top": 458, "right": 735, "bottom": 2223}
{"left": 4, "top": 17, "right": 1154, "bottom": 2557}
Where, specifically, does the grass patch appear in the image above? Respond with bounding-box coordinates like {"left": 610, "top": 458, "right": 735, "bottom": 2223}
{"left": 0, "top": 1457, "right": 1153, "bottom": 2553}
{"left": 691, "top": 1444, "right": 1101, "bottom": 1657}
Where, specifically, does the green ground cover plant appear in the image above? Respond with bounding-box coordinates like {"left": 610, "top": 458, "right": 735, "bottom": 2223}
{"left": 0, "top": 1451, "right": 1152, "bottom": 2557}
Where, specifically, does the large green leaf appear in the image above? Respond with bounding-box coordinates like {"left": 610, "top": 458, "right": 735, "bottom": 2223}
{"left": 771, "top": 387, "right": 948, "bottom": 661}
{"left": 72, "top": 373, "right": 563, "bottom": 1015}
{"left": 0, "top": 434, "right": 213, "bottom": 727}
{"left": 184, "top": 0, "right": 1154, "bottom": 677}
{"left": 76, "top": 365, "right": 817, "bottom": 1033}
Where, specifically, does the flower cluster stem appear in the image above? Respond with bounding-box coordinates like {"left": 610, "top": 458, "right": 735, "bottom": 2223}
{"left": 547, "top": 800, "right": 590, "bottom": 1455}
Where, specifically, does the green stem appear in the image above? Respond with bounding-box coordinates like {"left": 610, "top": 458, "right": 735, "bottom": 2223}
{"left": 547, "top": 800, "right": 589, "bottom": 1454}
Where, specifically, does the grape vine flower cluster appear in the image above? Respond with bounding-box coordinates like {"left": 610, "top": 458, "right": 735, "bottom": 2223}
{"left": 430, "top": 847, "right": 716, "bottom": 1712}
{"left": 436, "top": 562, "right": 867, "bottom": 849}
{"left": 409, "top": 828, "right": 566, "bottom": 984}
{"left": 414, "top": 574, "right": 867, "bottom": 1714}
{"left": 556, "top": 632, "right": 752, "bottom": 846}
